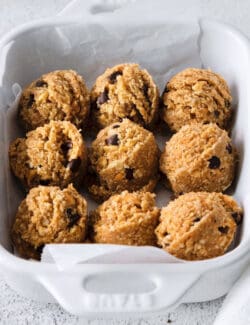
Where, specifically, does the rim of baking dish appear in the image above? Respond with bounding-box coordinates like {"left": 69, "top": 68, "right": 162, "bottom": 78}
{"left": 0, "top": 17, "right": 250, "bottom": 275}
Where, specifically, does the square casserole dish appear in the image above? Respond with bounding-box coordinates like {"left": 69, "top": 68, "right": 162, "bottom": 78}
{"left": 0, "top": 12, "right": 250, "bottom": 317}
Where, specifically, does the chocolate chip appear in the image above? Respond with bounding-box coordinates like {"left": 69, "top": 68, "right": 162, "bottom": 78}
{"left": 194, "top": 217, "right": 201, "bottom": 223}
{"left": 27, "top": 94, "right": 35, "bottom": 107}
{"left": 225, "top": 100, "right": 231, "bottom": 108}
{"left": 214, "top": 110, "right": 220, "bottom": 117}
{"left": 125, "top": 168, "right": 134, "bottom": 180}
{"left": 113, "top": 124, "right": 120, "bottom": 129}
{"left": 61, "top": 141, "right": 73, "bottom": 152}
{"left": 226, "top": 143, "right": 232, "bottom": 154}
{"left": 35, "top": 80, "right": 48, "bottom": 87}
{"left": 67, "top": 157, "right": 81, "bottom": 172}
{"left": 208, "top": 156, "right": 221, "bottom": 169}
{"left": 39, "top": 179, "right": 50, "bottom": 186}
{"left": 65, "top": 208, "right": 81, "bottom": 228}
{"left": 232, "top": 212, "right": 243, "bottom": 225}
{"left": 218, "top": 226, "right": 229, "bottom": 234}
{"left": 97, "top": 89, "right": 109, "bottom": 105}
{"left": 36, "top": 244, "right": 45, "bottom": 254}
{"left": 105, "top": 134, "right": 119, "bottom": 145}
{"left": 163, "top": 232, "right": 169, "bottom": 237}
{"left": 109, "top": 71, "right": 122, "bottom": 84}
{"left": 190, "top": 113, "right": 196, "bottom": 119}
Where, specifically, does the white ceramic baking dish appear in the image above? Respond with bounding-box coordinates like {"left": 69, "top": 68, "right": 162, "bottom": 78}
{"left": 0, "top": 6, "right": 250, "bottom": 317}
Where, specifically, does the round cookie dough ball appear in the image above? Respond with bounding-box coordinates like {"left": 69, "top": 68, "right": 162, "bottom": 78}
{"left": 9, "top": 121, "right": 87, "bottom": 189}
{"left": 160, "top": 123, "right": 236, "bottom": 194}
{"left": 91, "top": 63, "right": 159, "bottom": 129}
{"left": 155, "top": 192, "right": 242, "bottom": 260}
{"left": 162, "top": 68, "right": 232, "bottom": 132}
{"left": 18, "top": 70, "right": 90, "bottom": 131}
{"left": 90, "top": 191, "right": 160, "bottom": 245}
{"left": 11, "top": 184, "right": 88, "bottom": 260}
{"left": 88, "top": 119, "right": 159, "bottom": 201}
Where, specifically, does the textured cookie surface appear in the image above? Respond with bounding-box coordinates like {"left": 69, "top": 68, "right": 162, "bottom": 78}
{"left": 155, "top": 192, "right": 242, "bottom": 260}
{"left": 91, "top": 63, "right": 159, "bottom": 129}
{"left": 160, "top": 123, "right": 236, "bottom": 194}
{"left": 88, "top": 119, "right": 159, "bottom": 201}
{"left": 18, "top": 70, "right": 90, "bottom": 131}
{"left": 162, "top": 68, "right": 232, "bottom": 132}
{"left": 11, "top": 184, "right": 87, "bottom": 259}
{"left": 90, "top": 191, "right": 160, "bottom": 246}
{"left": 9, "top": 121, "right": 87, "bottom": 189}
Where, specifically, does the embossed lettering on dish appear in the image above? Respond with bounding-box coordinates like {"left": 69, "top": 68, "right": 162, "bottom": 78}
{"left": 86, "top": 293, "right": 154, "bottom": 310}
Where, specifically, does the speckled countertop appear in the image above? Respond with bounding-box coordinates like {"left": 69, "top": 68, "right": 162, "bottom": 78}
{"left": 0, "top": 1, "right": 250, "bottom": 324}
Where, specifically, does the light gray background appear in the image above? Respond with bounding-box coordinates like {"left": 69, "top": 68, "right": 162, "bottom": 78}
{"left": 0, "top": 0, "right": 250, "bottom": 324}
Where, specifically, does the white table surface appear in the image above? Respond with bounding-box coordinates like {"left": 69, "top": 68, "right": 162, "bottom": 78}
{"left": 0, "top": 0, "right": 250, "bottom": 324}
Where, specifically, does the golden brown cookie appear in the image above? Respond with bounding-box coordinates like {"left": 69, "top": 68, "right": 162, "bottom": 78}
{"left": 91, "top": 63, "right": 159, "bottom": 129}
{"left": 160, "top": 123, "right": 236, "bottom": 194}
{"left": 11, "top": 184, "right": 88, "bottom": 260}
{"left": 155, "top": 192, "right": 242, "bottom": 260}
{"left": 88, "top": 119, "right": 159, "bottom": 202}
{"left": 18, "top": 70, "right": 90, "bottom": 131}
{"left": 9, "top": 121, "right": 87, "bottom": 189}
{"left": 90, "top": 191, "right": 160, "bottom": 246}
{"left": 162, "top": 68, "right": 232, "bottom": 132}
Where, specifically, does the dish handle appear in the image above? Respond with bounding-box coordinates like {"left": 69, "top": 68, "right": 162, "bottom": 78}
{"left": 39, "top": 268, "right": 201, "bottom": 316}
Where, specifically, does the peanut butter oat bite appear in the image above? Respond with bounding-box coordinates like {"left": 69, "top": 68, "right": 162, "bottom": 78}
{"left": 91, "top": 63, "right": 159, "bottom": 129}
{"left": 88, "top": 119, "right": 159, "bottom": 202}
{"left": 90, "top": 191, "right": 160, "bottom": 246}
{"left": 11, "top": 184, "right": 88, "bottom": 260}
{"left": 9, "top": 121, "right": 87, "bottom": 189}
{"left": 18, "top": 70, "right": 90, "bottom": 131}
{"left": 162, "top": 68, "right": 232, "bottom": 132}
{"left": 160, "top": 123, "right": 236, "bottom": 195}
{"left": 155, "top": 192, "right": 242, "bottom": 260}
